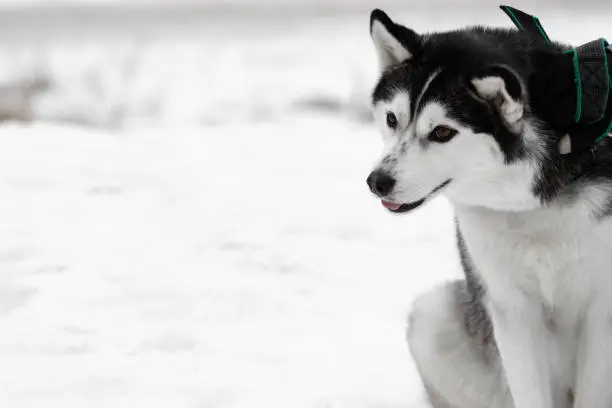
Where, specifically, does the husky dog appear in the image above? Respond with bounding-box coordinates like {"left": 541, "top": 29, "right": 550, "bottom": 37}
{"left": 366, "top": 9, "right": 612, "bottom": 408}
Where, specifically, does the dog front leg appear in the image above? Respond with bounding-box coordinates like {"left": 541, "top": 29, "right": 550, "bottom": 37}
{"left": 574, "top": 301, "right": 612, "bottom": 408}
{"left": 489, "top": 296, "right": 553, "bottom": 408}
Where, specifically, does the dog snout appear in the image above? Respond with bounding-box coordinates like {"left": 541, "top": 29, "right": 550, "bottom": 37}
{"left": 366, "top": 171, "right": 396, "bottom": 197}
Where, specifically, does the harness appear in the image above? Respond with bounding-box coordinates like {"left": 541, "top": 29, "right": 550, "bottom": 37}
{"left": 501, "top": 5, "right": 612, "bottom": 153}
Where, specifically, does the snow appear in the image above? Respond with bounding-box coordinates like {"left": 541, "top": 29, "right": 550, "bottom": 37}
{"left": 0, "top": 3, "right": 609, "bottom": 407}
{"left": 0, "top": 118, "right": 460, "bottom": 407}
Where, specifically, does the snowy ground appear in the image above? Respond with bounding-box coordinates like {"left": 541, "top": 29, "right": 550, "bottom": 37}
{"left": 0, "top": 119, "right": 460, "bottom": 408}
{"left": 0, "top": 3, "right": 610, "bottom": 408}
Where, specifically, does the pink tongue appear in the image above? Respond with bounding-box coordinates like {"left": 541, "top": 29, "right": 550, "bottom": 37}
{"left": 381, "top": 200, "right": 402, "bottom": 210}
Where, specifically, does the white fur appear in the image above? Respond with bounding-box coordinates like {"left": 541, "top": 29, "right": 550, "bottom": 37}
{"left": 373, "top": 91, "right": 411, "bottom": 140}
{"left": 371, "top": 88, "right": 612, "bottom": 408}
{"left": 415, "top": 69, "right": 442, "bottom": 113}
{"left": 372, "top": 91, "right": 412, "bottom": 167}
{"left": 408, "top": 192, "right": 612, "bottom": 408}
{"left": 559, "top": 134, "right": 572, "bottom": 155}
{"left": 409, "top": 283, "right": 512, "bottom": 408}
{"left": 454, "top": 195, "right": 612, "bottom": 408}
{"left": 371, "top": 100, "right": 542, "bottom": 210}
{"left": 472, "top": 76, "right": 524, "bottom": 131}
{"left": 370, "top": 20, "right": 412, "bottom": 69}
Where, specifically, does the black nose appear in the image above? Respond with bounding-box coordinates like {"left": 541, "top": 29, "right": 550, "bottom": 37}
{"left": 366, "top": 171, "right": 396, "bottom": 197}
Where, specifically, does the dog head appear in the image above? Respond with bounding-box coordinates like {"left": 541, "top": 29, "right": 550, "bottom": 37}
{"left": 366, "top": 10, "right": 558, "bottom": 213}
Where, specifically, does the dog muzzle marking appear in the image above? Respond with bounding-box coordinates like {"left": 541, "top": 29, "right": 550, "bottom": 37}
{"left": 501, "top": 5, "right": 612, "bottom": 154}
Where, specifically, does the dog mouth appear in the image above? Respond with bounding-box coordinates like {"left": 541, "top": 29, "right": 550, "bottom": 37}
{"left": 381, "top": 199, "right": 426, "bottom": 213}
{"left": 381, "top": 179, "right": 452, "bottom": 214}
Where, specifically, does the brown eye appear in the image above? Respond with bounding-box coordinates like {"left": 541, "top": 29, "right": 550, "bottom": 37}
{"left": 429, "top": 125, "right": 457, "bottom": 143}
{"left": 386, "top": 112, "right": 398, "bottom": 129}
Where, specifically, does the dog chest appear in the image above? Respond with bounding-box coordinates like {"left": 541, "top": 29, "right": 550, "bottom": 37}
{"left": 455, "top": 206, "right": 612, "bottom": 313}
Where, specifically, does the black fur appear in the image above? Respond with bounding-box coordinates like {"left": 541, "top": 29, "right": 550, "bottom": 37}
{"left": 370, "top": 10, "right": 612, "bottom": 206}
{"left": 455, "top": 223, "right": 496, "bottom": 358}
{"left": 471, "top": 65, "right": 523, "bottom": 101}
{"left": 370, "top": 9, "right": 422, "bottom": 61}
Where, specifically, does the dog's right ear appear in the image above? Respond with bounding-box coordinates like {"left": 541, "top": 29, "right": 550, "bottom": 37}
{"left": 470, "top": 65, "right": 525, "bottom": 129}
{"left": 370, "top": 9, "right": 420, "bottom": 71}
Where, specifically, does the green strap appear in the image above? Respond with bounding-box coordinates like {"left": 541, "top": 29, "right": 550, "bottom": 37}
{"left": 500, "top": 5, "right": 612, "bottom": 151}
{"left": 532, "top": 16, "right": 551, "bottom": 44}
{"left": 501, "top": 6, "right": 524, "bottom": 30}
{"left": 565, "top": 48, "right": 583, "bottom": 124}
{"left": 500, "top": 5, "right": 550, "bottom": 44}
{"left": 597, "top": 76, "right": 612, "bottom": 142}
{"left": 596, "top": 117, "right": 612, "bottom": 142}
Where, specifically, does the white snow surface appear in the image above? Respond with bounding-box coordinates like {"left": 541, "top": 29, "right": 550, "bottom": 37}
{"left": 0, "top": 118, "right": 460, "bottom": 407}
{"left": 0, "top": 4, "right": 610, "bottom": 407}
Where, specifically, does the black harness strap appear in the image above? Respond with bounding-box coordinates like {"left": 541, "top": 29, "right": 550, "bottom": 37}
{"left": 572, "top": 39, "right": 610, "bottom": 125}
{"left": 500, "top": 5, "right": 612, "bottom": 153}
{"left": 500, "top": 6, "right": 551, "bottom": 45}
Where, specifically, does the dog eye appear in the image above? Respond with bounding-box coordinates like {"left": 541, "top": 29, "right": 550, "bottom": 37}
{"left": 386, "top": 112, "right": 398, "bottom": 129}
{"left": 429, "top": 125, "right": 457, "bottom": 143}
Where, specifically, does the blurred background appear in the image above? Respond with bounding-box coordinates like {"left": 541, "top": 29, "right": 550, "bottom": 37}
{"left": 0, "top": 1, "right": 609, "bottom": 407}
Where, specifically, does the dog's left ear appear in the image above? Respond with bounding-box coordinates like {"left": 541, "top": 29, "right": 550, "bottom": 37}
{"left": 370, "top": 9, "right": 421, "bottom": 70}
{"left": 470, "top": 66, "right": 525, "bottom": 127}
